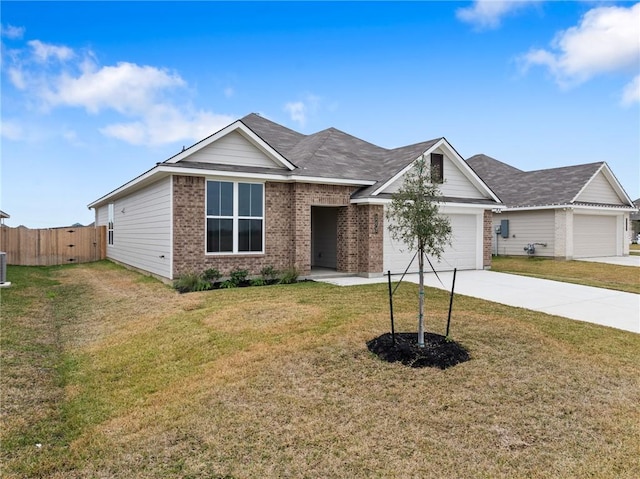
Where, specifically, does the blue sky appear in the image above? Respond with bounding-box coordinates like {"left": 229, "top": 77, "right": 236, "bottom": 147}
{"left": 1, "top": 1, "right": 639, "bottom": 228}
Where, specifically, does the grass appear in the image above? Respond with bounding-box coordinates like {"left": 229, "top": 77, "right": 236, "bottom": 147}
{"left": 630, "top": 243, "right": 640, "bottom": 255}
{"left": 491, "top": 255, "right": 640, "bottom": 294}
{"left": 1, "top": 261, "right": 639, "bottom": 478}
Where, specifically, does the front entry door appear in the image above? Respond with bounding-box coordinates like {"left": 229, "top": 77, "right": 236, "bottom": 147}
{"left": 311, "top": 207, "right": 338, "bottom": 269}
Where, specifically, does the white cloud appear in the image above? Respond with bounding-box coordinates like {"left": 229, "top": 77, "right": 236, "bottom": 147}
{"left": 0, "top": 119, "right": 25, "bottom": 140}
{"left": 43, "top": 61, "right": 185, "bottom": 114}
{"left": 456, "top": 0, "right": 538, "bottom": 30}
{"left": 621, "top": 74, "right": 640, "bottom": 106}
{"left": 284, "top": 94, "right": 321, "bottom": 127}
{"left": 521, "top": 3, "right": 640, "bottom": 88}
{"left": 224, "top": 87, "right": 235, "bottom": 98}
{"left": 1, "top": 24, "right": 25, "bottom": 39}
{"left": 100, "top": 105, "right": 234, "bottom": 146}
{"left": 8, "top": 67, "right": 26, "bottom": 90}
{"left": 28, "top": 39, "right": 74, "bottom": 63}
{"left": 284, "top": 101, "right": 307, "bottom": 126}
{"left": 3, "top": 37, "right": 237, "bottom": 146}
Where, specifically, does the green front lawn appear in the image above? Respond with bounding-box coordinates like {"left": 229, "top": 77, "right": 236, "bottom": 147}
{"left": 2, "top": 262, "right": 639, "bottom": 478}
{"left": 491, "top": 255, "right": 640, "bottom": 294}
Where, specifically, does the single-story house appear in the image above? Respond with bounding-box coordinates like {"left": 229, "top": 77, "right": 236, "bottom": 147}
{"left": 466, "top": 154, "right": 636, "bottom": 259}
{"left": 88, "top": 114, "right": 502, "bottom": 281}
{"left": 631, "top": 198, "right": 640, "bottom": 242}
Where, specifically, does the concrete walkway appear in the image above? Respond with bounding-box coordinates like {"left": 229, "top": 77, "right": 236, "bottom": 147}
{"left": 316, "top": 270, "right": 640, "bottom": 334}
{"left": 576, "top": 256, "right": 640, "bottom": 267}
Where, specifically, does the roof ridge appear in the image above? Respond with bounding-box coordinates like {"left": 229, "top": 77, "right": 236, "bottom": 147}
{"left": 521, "top": 161, "right": 603, "bottom": 175}
{"left": 240, "top": 113, "right": 306, "bottom": 140}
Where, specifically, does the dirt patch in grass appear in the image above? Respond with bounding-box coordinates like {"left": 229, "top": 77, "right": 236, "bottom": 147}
{"left": 367, "top": 332, "right": 470, "bottom": 369}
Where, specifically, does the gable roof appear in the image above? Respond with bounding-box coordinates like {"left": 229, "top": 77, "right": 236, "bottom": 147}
{"left": 89, "top": 114, "right": 501, "bottom": 208}
{"left": 467, "top": 154, "right": 634, "bottom": 209}
{"left": 239, "top": 114, "right": 498, "bottom": 203}
{"left": 239, "top": 113, "right": 440, "bottom": 186}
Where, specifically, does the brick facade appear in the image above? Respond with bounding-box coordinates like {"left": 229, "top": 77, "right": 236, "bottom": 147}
{"left": 172, "top": 176, "right": 384, "bottom": 278}
{"left": 357, "top": 204, "right": 384, "bottom": 275}
{"left": 483, "top": 209, "right": 493, "bottom": 268}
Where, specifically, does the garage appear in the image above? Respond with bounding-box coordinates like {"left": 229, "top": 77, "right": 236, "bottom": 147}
{"left": 384, "top": 213, "right": 478, "bottom": 274}
{"left": 573, "top": 214, "right": 617, "bottom": 258}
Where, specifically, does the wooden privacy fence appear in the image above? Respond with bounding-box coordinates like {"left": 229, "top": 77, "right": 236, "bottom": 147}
{"left": 0, "top": 225, "right": 106, "bottom": 266}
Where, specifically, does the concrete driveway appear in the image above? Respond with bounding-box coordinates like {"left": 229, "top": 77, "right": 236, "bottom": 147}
{"left": 576, "top": 256, "right": 640, "bottom": 267}
{"left": 317, "top": 270, "right": 640, "bottom": 334}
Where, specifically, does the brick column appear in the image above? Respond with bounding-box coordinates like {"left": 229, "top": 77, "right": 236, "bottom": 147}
{"left": 357, "top": 204, "right": 383, "bottom": 276}
{"left": 292, "top": 183, "right": 312, "bottom": 275}
{"left": 483, "top": 210, "right": 493, "bottom": 268}
{"left": 173, "top": 176, "right": 206, "bottom": 277}
{"left": 336, "top": 205, "right": 358, "bottom": 272}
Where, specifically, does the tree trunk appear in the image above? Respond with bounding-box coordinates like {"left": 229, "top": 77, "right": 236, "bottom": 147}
{"left": 418, "top": 246, "right": 425, "bottom": 348}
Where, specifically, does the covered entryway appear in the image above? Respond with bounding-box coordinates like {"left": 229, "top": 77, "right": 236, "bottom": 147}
{"left": 311, "top": 206, "right": 338, "bottom": 270}
{"left": 384, "top": 213, "right": 478, "bottom": 274}
{"left": 573, "top": 214, "right": 617, "bottom": 258}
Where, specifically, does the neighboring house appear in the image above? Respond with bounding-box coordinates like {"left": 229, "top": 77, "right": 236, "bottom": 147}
{"left": 88, "top": 114, "right": 502, "bottom": 281}
{"left": 0, "top": 210, "right": 9, "bottom": 225}
{"left": 631, "top": 199, "right": 640, "bottom": 243}
{"left": 467, "top": 154, "right": 636, "bottom": 259}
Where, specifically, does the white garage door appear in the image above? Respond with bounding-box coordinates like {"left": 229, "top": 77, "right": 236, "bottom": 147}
{"left": 574, "top": 215, "right": 617, "bottom": 258}
{"left": 384, "top": 213, "right": 478, "bottom": 274}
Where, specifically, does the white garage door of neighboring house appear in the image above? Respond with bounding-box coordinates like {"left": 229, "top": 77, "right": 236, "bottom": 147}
{"left": 573, "top": 215, "right": 617, "bottom": 258}
{"left": 384, "top": 214, "right": 477, "bottom": 274}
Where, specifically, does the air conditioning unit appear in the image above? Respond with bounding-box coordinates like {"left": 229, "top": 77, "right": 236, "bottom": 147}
{"left": 0, "top": 252, "right": 6, "bottom": 284}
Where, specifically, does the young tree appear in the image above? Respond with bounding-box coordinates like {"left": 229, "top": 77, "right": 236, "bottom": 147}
{"left": 386, "top": 155, "right": 452, "bottom": 347}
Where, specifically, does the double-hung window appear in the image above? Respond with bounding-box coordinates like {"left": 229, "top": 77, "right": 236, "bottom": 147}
{"left": 107, "top": 203, "right": 114, "bottom": 245}
{"left": 206, "top": 180, "right": 264, "bottom": 254}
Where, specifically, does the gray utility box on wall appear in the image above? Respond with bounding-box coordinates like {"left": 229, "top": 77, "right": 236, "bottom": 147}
{"left": 500, "top": 219, "right": 509, "bottom": 239}
{"left": 0, "top": 252, "right": 6, "bottom": 284}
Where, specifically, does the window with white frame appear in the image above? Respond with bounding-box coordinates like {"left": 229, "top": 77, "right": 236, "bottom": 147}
{"left": 206, "top": 180, "right": 264, "bottom": 253}
{"left": 107, "top": 203, "right": 114, "bottom": 245}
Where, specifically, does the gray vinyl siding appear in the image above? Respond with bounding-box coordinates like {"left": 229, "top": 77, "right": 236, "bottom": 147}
{"left": 576, "top": 172, "right": 621, "bottom": 204}
{"left": 383, "top": 148, "right": 486, "bottom": 199}
{"left": 493, "top": 210, "right": 555, "bottom": 257}
{"left": 107, "top": 177, "right": 172, "bottom": 279}
{"left": 187, "top": 131, "right": 282, "bottom": 168}
{"left": 96, "top": 204, "right": 108, "bottom": 227}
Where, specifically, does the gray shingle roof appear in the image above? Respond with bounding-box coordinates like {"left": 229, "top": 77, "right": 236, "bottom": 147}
{"left": 466, "top": 154, "right": 618, "bottom": 207}
{"left": 240, "top": 113, "right": 441, "bottom": 195}
{"left": 632, "top": 198, "right": 640, "bottom": 220}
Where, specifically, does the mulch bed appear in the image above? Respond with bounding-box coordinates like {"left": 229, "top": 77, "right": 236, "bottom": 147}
{"left": 367, "top": 332, "right": 470, "bottom": 369}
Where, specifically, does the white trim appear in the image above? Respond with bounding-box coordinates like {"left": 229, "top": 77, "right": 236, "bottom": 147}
{"left": 350, "top": 197, "right": 394, "bottom": 205}
{"left": 289, "top": 175, "right": 374, "bottom": 185}
{"left": 107, "top": 203, "right": 114, "bottom": 246}
{"left": 88, "top": 164, "right": 376, "bottom": 209}
{"left": 169, "top": 175, "right": 174, "bottom": 280}
{"left": 572, "top": 162, "right": 635, "bottom": 207}
{"left": 165, "top": 120, "right": 297, "bottom": 170}
{"left": 504, "top": 203, "right": 637, "bottom": 213}
{"left": 205, "top": 179, "right": 265, "bottom": 255}
{"left": 370, "top": 138, "right": 501, "bottom": 203}
{"left": 351, "top": 196, "right": 505, "bottom": 210}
